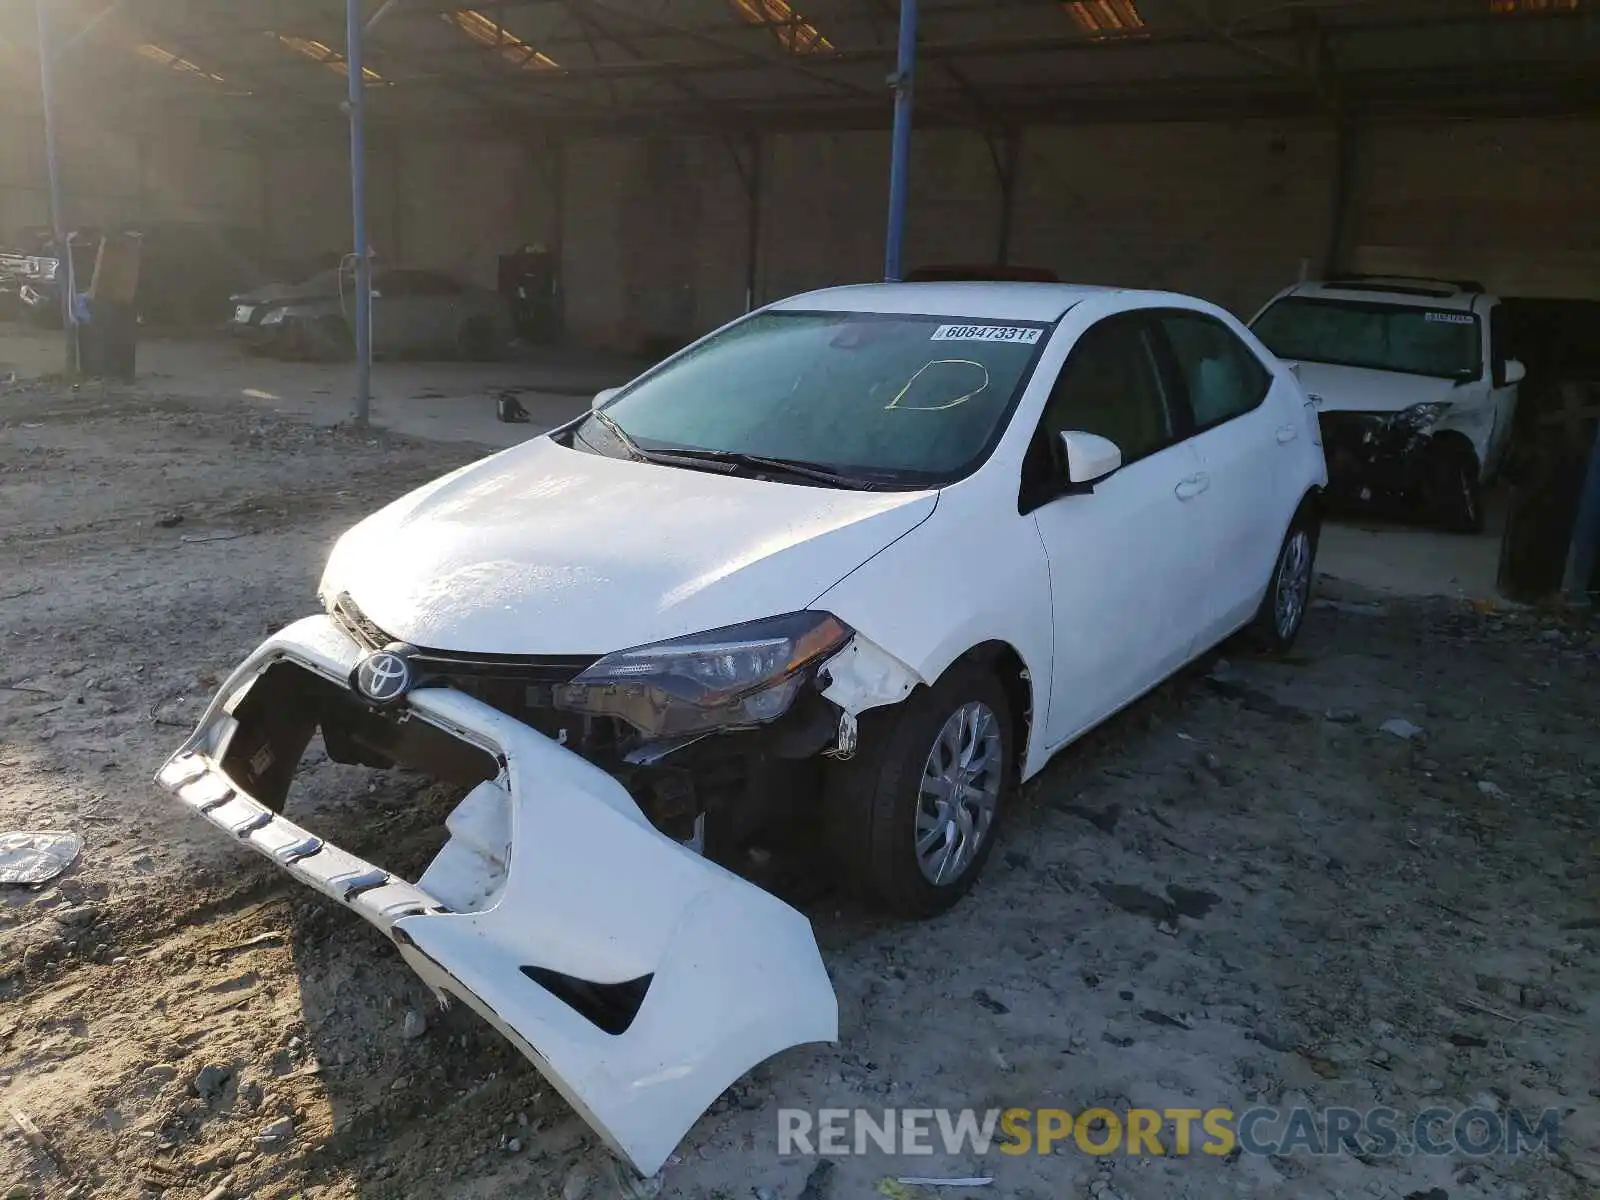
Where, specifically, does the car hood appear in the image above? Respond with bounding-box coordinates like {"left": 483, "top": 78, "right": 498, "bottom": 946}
{"left": 1292, "top": 361, "right": 1463, "bottom": 415}
{"left": 321, "top": 437, "right": 937, "bottom": 655}
{"left": 234, "top": 274, "right": 346, "bottom": 305}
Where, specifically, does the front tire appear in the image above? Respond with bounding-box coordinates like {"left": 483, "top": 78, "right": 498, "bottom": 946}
{"left": 824, "top": 662, "right": 1014, "bottom": 919}
{"left": 1425, "top": 438, "right": 1485, "bottom": 534}
{"left": 310, "top": 315, "right": 352, "bottom": 362}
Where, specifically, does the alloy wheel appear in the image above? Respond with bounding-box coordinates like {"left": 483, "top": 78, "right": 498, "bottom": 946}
{"left": 915, "top": 701, "right": 1002, "bottom": 886}
{"left": 1275, "top": 529, "right": 1313, "bottom": 641}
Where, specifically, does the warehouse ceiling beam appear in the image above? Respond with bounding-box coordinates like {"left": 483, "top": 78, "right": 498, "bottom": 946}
{"left": 365, "top": 0, "right": 406, "bottom": 34}
{"left": 554, "top": 0, "right": 734, "bottom": 121}
{"left": 570, "top": 0, "right": 888, "bottom": 105}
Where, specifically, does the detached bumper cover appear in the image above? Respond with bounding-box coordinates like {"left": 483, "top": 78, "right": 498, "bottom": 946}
{"left": 157, "top": 615, "right": 838, "bottom": 1175}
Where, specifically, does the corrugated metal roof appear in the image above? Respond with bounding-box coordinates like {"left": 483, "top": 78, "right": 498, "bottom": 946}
{"left": 13, "top": 0, "right": 1597, "bottom": 135}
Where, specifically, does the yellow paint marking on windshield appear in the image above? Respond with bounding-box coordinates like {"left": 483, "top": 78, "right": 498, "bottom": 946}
{"left": 885, "top": 360, "right": 991, "bottom": 411}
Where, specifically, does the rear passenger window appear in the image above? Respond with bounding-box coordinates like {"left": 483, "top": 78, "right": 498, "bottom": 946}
{"left": 1159, "top": 312, "right": 1271, "bottom": 430}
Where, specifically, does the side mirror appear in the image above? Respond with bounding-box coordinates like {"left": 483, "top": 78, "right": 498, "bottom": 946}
{"left": 1503, "top": 359, "right": 1527, "bottom": 386}
{"left": 1059, "top": 430, "right": 1122, "bottom": 487}
{"left": 592, "top": 386, "right": 621, "bottom": 410}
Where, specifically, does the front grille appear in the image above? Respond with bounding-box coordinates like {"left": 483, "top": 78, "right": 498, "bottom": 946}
{"left": 1317, "top": 411, "right": 1385, "bottom": 452}
{"left": 331, "top": 590, "right": 598, "bottom": 708}
{"left": 331, "top": 592, "right": 390, "bottom": 650}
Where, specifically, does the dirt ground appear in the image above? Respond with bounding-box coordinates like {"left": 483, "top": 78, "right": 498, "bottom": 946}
{"left": 1, "top": 378, "right": 1596, "bottom": 1200}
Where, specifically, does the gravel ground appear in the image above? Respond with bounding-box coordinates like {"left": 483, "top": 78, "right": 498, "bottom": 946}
{"left": 1, "top": 379, "right": 1596, "bottom": 1200}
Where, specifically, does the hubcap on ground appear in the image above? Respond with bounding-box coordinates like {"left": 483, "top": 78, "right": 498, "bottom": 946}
{"left": 915, "top": 701, "right": 1002, "bottom": 886}
{"left": 1275, "top": 529, "right": 1313, "bottom": 640}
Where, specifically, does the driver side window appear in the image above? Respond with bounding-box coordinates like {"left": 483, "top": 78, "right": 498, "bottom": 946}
{"left": 1019, "top": 314, "right": 1179, "bottom": 514}
{"left": 1040, "top": 315, "right": 1175, "bottom": 463}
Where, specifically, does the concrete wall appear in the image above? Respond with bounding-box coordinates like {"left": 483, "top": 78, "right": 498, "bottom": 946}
{"left": 4, "top": 107, "right": 1597, "bottom": 342}
{"left": 0, "top": 110, "right": 264, "bottom": 236}
{"left": 550, "top": 120, "right": 1337, "bottom": 347}
{"left": 1348, "top": 119, "right": 1600, "bottom": 300}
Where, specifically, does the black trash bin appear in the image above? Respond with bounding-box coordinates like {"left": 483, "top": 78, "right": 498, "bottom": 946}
{"left": 75, "top": 301, "right": 138, "bottom": 380}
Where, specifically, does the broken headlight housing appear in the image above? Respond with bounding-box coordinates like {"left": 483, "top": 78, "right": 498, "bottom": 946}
{"left": 552, "top": 611, "right": 852, "bottom": 738}
{"left": 1395, "top": 401, "right": 1452, "bottom": 430}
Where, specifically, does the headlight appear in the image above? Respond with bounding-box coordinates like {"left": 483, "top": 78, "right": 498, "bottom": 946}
{"left": 1397, "top": 401, "right": 1451, "bottom": 429}
{"left": 553, "top": 611, "right": 852, "bottom": 738}
{"left": 259, "top": 308, "right": 285, "bottom": 326}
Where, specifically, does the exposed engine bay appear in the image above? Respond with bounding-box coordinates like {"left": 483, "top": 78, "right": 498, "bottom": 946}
{"left": 324, "top": 593, "right": 853, "bottom": 857}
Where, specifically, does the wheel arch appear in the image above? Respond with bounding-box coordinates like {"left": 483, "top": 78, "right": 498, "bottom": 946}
{"left": 938, "top": 640, "right": 1035, "bottom": 779}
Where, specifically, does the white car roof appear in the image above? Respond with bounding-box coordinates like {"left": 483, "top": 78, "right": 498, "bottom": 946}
{"left": 1283, "top": 279, "right": 1488, "bottom": 313}
{"left": 770, "top": 281, "right": 1121, "bottom": 322}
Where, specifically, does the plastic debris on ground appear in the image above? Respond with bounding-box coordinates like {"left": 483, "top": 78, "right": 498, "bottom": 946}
{"left": 0, "top": 830, "right": 83, "bottom": 884}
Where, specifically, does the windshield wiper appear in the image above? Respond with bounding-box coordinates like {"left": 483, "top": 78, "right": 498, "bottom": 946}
{"left": 589, "top": 407, "right": 646, "bottom": 460}
{"left": 641, "top": 447, "right": 884, "bottom": 490}
{"left": 588, "top": 411, "right": 885, "bottom": 489}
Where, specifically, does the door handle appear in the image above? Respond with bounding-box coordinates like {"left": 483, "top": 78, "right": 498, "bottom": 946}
{"left": 1276, "top": 424, "right": 1299, "bottom": 444}
{"left": 1174, "top": 473, "right": 1210, "bottom": 500}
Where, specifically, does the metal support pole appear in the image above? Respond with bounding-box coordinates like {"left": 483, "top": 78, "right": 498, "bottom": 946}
{"left": 346, "top": 0, "right": 372, "bottom": 425}
{"left": 992, "top": 130, "right": 1019, "bottom": 266}
{"left": 882, "top": 0, "right": 918, "bottom": 282}
{"left": 1324, "top": 116, "right": 1355, "bottom": 278}
{"left": 35, "top": 0, "right": 75, "bottom": 372}
{"left": 549, "top": 134, "right": 566, "bottom": 340}
{"left": 744, "top": 133, "right": 762, "bottom": 312}
{"left": 1564, "top": 414, "right": 1600, "bottom": 604}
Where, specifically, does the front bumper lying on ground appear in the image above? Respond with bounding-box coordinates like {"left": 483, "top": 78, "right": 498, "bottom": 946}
{"left": 156, "top": 614, "right": 839, "bottom": 1176}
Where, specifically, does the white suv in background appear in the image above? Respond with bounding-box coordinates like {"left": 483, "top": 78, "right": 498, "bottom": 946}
{"left": 1251, "top": 275, "right": 1525, "bottom": 532}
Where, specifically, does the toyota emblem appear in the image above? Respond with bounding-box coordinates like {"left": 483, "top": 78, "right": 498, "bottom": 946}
{"left": 353, "top": 648, "right": 413, "bottom": 706}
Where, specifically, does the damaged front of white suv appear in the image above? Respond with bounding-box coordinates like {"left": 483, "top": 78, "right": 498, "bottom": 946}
{"left": 156, "top": 290, "right": 1070, "bottom": 1175}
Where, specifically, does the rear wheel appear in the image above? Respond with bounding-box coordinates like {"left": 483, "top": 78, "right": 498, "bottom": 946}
{"left": 1425, "top": 437, "right": 1484, "bottom": 534}
{"left": 824, "top": 661, "right": 1014, "bottom": 918}
{"left": 1247, "top": 510, "right": 1318, "bottom": 655}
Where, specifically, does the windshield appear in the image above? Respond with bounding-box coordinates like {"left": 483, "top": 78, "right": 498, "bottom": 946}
{"left": 1251, "top": 297, "right": 1481, "bottom": 379}
{"left": 573, "top": 310, "right": 1052, "bottom": 487}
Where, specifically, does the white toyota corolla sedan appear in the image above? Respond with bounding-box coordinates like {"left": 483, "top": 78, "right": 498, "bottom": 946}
{"left": 159, "top": 282, "right": 1326, "bottom": 1174}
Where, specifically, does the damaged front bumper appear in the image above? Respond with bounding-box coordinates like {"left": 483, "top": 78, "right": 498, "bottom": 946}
{"left": 157, "top": 615, "right": 838, "bottom": 1175}
{"left": 1317, "top": 410, "right": 1438, "bottom": 505}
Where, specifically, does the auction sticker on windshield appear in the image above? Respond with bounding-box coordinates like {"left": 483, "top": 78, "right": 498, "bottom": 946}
{"left": 1424, "top": 312, "right": 1474, "bottom": 325}
{"left": 931, "top": 324, "right": 1043, "bottom": 344}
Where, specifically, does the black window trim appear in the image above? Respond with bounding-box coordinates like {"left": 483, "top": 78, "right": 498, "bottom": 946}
{"left": 1148, "top": 306, "right": 1274, "bottom": 439}
{"left": 1018, "top": 309, "right": 1190, "bottom": 515}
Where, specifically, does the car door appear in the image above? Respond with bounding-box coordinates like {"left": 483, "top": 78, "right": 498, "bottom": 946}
{"left": 369, "top": 270, "right": 430, "bottom": 356}
{"left": 408, "top": 271, "right": 467, "bottom": 356}
{"left": 1025, "top": 312, "right": 1211, "bottom": 751}
{"left": 1153, "top": 309, "right": 1289, "bottom": 647}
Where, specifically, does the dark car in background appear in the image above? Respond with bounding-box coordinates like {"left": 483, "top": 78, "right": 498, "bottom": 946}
{"left": 1, "top": 227, "right": 75, "bottom": 326}
{"left": 231, "top": 265, "right": 509, "bottom": 360}
{"left": 2, "top": 222, "right": 273, "bottom": 330}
